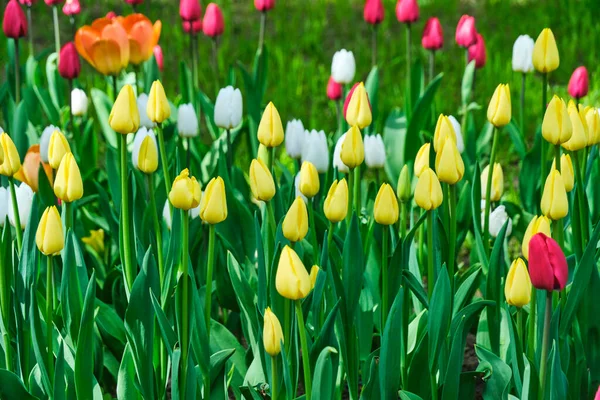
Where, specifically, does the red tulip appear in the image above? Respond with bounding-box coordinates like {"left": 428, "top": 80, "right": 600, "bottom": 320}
{"left": 202, "top": 3, "right": 224, "bottom": 37}
{"left": 183, "top": 19, "right": 202, "bottom": 34}
{"left": 468, "top": 33, "right": 486, "bottom": 69}
{"left": 395, "top": 0, "right": 418, "bottom": 24}
{"left": 568, "top": 66, "right": 589, "bottom": 100}
{"left": 125, "top": 0, "right": 144, "bottom": 4}
{"left": 18, "top": 0, "right": 35, "bottom": 6}
{"left": 528, "top": 233, "right": 568, "bottom": 292}
{"left": 44, "top": 0, "right": 64, "bottom": 5}
{"left": 327, "top": 76, "right": 342, "bottom": 101}
{"left": 3, "top": 0, "right": 27, "bottom": 39}
{"left": 62, "top": 0, "right": 80, "bottom": 16}
{"left": 254, "top": 0, "right": 275, "bottom": 12}
{"left": 422, "top": 17, "right": 443, "bottom": 50}
{"left": 455, "top": 15, "right": 477, "bottom": 48}
{"left": 106, "top": 11, "right": 117, "bottom": 19}
{"left": 180, "top": 0, "right": 201, "bottom": 22}
{"left": 58, "top": 42, "right": 80, "bottom": 79}
{"left": 364, "top": 0, "right": 384, "bottom": 25}
{"left": 153, "top": 45, "right": 164, "bottom": 71}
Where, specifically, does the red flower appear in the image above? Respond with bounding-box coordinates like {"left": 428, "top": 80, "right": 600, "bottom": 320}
{"left": 568, "top": 66, "right": 589, "bottom": 100}
{"left": 395, "top": 0, "right": 418, "bottom": 24}
{"left": 179, "top": 0, "right": 201, "bottom": 22}
{"left": 327, "top": 76, "right": 342, "bottom": 101}
{"left": 364, "top": 0, "right": 384, "bottom": 25}
{"left": 468, "top": 33, "right": 486, "bottom": 69}
{"left": 62, "top": 0, "right": 80, "bottom": 16}
{"left": 254, "top": 0, "right": 275, "bottom": 12}
{"left": 3, "top": 0, "right": 27, "bottom": 39}
{"left": 58, "top": 42, "right": 81, "bottom": 80}
{"left": 183, "top": 19, "right": 202, "bottom": 34}
{"left": 202, "top": 3, "right": 224, "bottom": 37}
{"left": 422, "top": 17, "right": 443, "bottom": 50}
{"left": 153, "top": 45, "right": 163, "bottom": 71}
{"left": 528, "top": 233, "right": 568, "bottom": 292}
{"left": 455, "top": 15, "right": 477, "bottom": 48}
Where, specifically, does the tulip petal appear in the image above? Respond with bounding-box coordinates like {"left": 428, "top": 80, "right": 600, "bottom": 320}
{"left": 90, "top": 39, "right": 123, "bottom": 76}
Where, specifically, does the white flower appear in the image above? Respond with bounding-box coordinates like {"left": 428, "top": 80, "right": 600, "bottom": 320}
{"left": 0, "top": 187, "right": 9, "bottom": 227}
{"left": 40, "top": 125, "right": 59, "bottom": 163}
{"left": 447, "top": 115, "right": 465, "bottom": 153}
{"left": 177, "top": 104, "right": 199, "bottom": 138}
{"left": 8, "top": 183, "right": 33, "bottom": 229}
{"left": 285, "top": 119, "right": 305, "bottom": 159}
{"left": 486, "top": 205, "right": 513, "bottom": 238}
{"left": 364, "top": 134, "right": 386, "bottom": 169}
{"left": 137, "top": 94, "right": 155, "bottom": 129}
{"left": 301, "top": 130, "right": 329, "bottom": 173}
{"left": 214, "top": 86, "right": 243, "bottom": 129}
{"left": 331, "top": 49, "right": 356, "bottom": 85}
{"left": 333, "top": 133, "right": 350, "bottom": 173}
{"left": 71, "top": 88, "right": 88, "bottom": 116}
{"left": 162, "top": 198, "right": 203, "bottom": 230}
{"left": 131, "top": 127, "right": 158, "bottom": 171}
{"left": 294, "top": 174, "right": 308, "bottom": 204}
{"left": 512, "top": 35, "right": 535, "bottom": 73}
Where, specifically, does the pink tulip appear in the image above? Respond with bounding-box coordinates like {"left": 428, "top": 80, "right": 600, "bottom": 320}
{"left": 180, "top": 0, "right": 201, "bottom": 22}
{"left": 58, "top": 42, "right": 80, "bottom": 80}
{"left": 422, "top": 17, "right": 443, "bottom": 50}
{"left": 202, "top": 3, "right": 224, "bottom": 37}
{"left": 3, "top": 0, "right": 27, "bottom": 39}
{"left": 528, "top": 233, "right": 568, "bottom": 292}
{"left": 327, "top": 77, "right": 342, "bottom": 101}
{"left": 455, "top": 15, "right": 477, "bottom": 48}
{"left": 568, "top": 66, "right": 589, "bottom": 99}
{"left": 106, "top": 11, "right": 117, "bottom": 19}
{"left": 468, "top": 33, "right": 486, "bottom": 69}
{"left": 44, "top": 0, "right": 63, "bottom": 5}
{"left": 183, "top": 19, "right": 202, "bottom": 34}
{"left": 18, "top": 0, "right": 35, "bottom": 6}
{"left": 395, "top": 0, "right": 418, "bottom": 24}
{"left": 254, "top": 0, "right": 275, "bottom": 12}
{"left": 153, "top": 45, "right": 164, "bottom": 72}
{"left": 364, "top": 0, "right": 384, "bottom": 25}
{"left": 62, "top": 0, "right": 80, "bottom": 16}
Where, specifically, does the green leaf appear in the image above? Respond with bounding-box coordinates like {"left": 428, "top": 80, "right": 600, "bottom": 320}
{"left": 342, "top": 214, "right": 365, "bottom": 324}
{"left": 311, "top": 347, "right": 338, "bottom": 400}
{"left": 45, "top": 52, "right": 62, "bottom": 111}
{"left": 504, "top": 121, "right": 527, "bottom": 159}
{"left": 379, "top": 288, "right": 404, "bottom": 399}
{"left": 470, "top": 163, "right": 489, "bottom": 270}
{"left": 53, "top": 341, "right": 65, "bottom": 400}
{"left": 227, "top": 252, "right": 259, "bottom": 355}
{"left": 12, "top": 101, "right": 29, "bottom": 158}
{"left": 210, "top": 348, "right": 236, "bottom": 385}
{"left": 0, "top": 369, "right": 39, "bottom": 399}
{"left": 150, "top": 292, "right": 177, "bottom": 354}
{"left": 365, "top": 66, "right": 379, "bottom": 135}
{"left": 546, "top": 341, "right": 568, "bottom": 400}
{"left": 475, "top": 345, "right": 511, "bottom": 399}
{"left": 461, "top": 61, "right": 476, "bottom": 105}
{"left": 401, "top": 270, "right": 429, "bottom": 309}
{"left": 427, "top": 267, "right": 451, "bottom": 372}
{"left": 75, "top": 272, "right": 97, "bottom": 400}
{"left": 61, "top": 232, "right": 85, "bottom": 343}
{"left": 90, "top": 88, "right": 117, "bottom": 148}
{"left": 383, "top": 109, "right": 407, "bottom": 185}
{"left": 117, "top": 343, "right": 142, "bottom": 400}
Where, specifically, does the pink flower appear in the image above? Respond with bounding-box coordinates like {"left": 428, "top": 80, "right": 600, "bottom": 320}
{"left": 183, "top": 19, "right": 202, "bottom": 34}
{"left": 568, "top": 66, "right": 589, "bottom": 100}
{"left": 254, "top": 0, "right": 275, "bottom": 12}
{"left": 62, "top": 0, "right": 79, "bottom": 16}
{"left": 179, "top": 0, "right": 201, "bottom": 22}
{"left": 44, "top": 0, "right": 64, "bottom": 5}
{"left": 395, "top": 0, "right": 418, "bottom": 24}
{"left": 18, "top": 0, "right": 35, "bottom": 6}
{"left": 364, "top": 0, "right": 384, "bottom": 25}
{"left": 153, "top": 45, "right": 164, "bottom": 72}
{"left": 422, "top": 17, "right": 443, "bottom": 50}
{"left": 58, "top": 42, "right": 80, "bottom": 79}
{"left": 106, "top": 11, "right": 117, "bottom": 19}
{"left": 468, "top": 33, "right": 486, "bottom": 69}
{"left": 3, "top": 0, "right": 27, "bottom": 39}
{"left": 455, "top": 15, "right": 477, "bottom": 48}
{"left": 327, "top": 76, "right": 342, "bottom": 101}
{"left": 528, "top": 233, "right": 568, "bottom": 292}
{"left": 202, "top": 3, "right": 224, "bottom": 37}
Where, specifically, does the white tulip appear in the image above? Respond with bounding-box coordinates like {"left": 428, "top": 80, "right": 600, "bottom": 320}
{"left": 0, "top": 187, "right": 9, "bottom": 227}
{"left": 447, "top": 115, "right": 465, "bottom": 153}
{"left": 163, "top": 198, "right": 203, "bottom": 230}
{"left": 285, "top": 119, "right": 305, "bottom": 159}
{"left": 294, "top": 174, "right": 308, "bottom": 204}
{"left": 364, "top": 134, "right": 386, "bottom": 169}
{"left": 301, "top": 129, "right": 329, "bottom": 173}
{"left": 71, "top": 88, "right": 88, "bottom": 116}
{"left": 40, "top": 125, "right": 60, "bottom": 163}
{"left": 131, "top": 127, "right": 158, "bottom": 171}
{"left": 333, "top": 133, "right": 350, "bottom": 173}
{"left": 331, "top": 49, "right": 356, "bottom": 85}
{"left": 214, "top": 86, "right": 243, "bottom": 129}
{"left": 8, "top": 183, "right": 33, "bottom": 229}
{"left": 512, "top": 35, "right": 535, "bottom": 73}
{"left": 137, "top": 94, "right": 155, "bottom": 129}
{"left": 486, "top": 205, "right": 513, "bottom": 238}
{"left": 177, "top": 104, "right": 199, "bottom": 138}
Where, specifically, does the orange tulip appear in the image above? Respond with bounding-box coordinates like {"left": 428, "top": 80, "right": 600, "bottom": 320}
{"left": 75, "top": 17, "right": 130, "bottom": 75}
{"left": 119, "top": 14, "right": 161, "bottom": 65}
{"left": 14, "top": 145, "right": 53, "bottom": 192}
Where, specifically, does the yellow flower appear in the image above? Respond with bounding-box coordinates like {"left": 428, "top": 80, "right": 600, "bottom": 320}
{"left": 340, "top": 125, "right": 364, "bottom": 169}
{"left": 435, "top": 135, "right": 464, "bottom": 185}
{"left": 551, "top": 154, "right": 574, "bottom": 192}
{"left": 275, "top": 245, "right": 312, "bottom": 300}
{"left": 532, "top": 28, "right": 560, "bottom": 73}
{"left": 54, "top": 153, "right": 83, "bottom": 203}
{"left": 137, "top": 136, "right": 159, "bottom": 174}
{"left": 109, "top": 84, "right": 140, "bottom": 134}
{"left": 414, "top": 143, "right": 430, "bottom": 178}
{"left": 0, "top": 133, "right": 21, "bottom": 177}
{"left": 504, "top": 258, "right": 532, "bottom": 307}
{"left": 169, "top": 169, "right": 202, "bottom": 211}
{"left": 562, "top": 100, "right": 588, "bottom": 151}
{"left": 541, "top": 169, "right": 568, "bottom": 220}
{"left": 200, "top": 176, "right": 228, "bottom": 224}
{"left": 433, "top": 115, "right": 456, "bottom": 152}
{"left": 249, "top": 158, "right": 275, "bottom": 202}
{"left": 345, "top": 82, "right": 372, "bottom": 129}
{"left": 299, "top": 161, "right": 320, "bottom": 198}
{"left": 282, "top": 197, "right": 308, "bottom": 242}
{"left": 487, "top": 84, "right": 512, "bottom": 127}
{"left": 521, "top": 216, "right": 551, "bottom": 260}
{"left": 480, "top": 163, "right": 504, "bottom": 202}
{"left": 309, "top": 265, "right": 320, "bottom": 289}
{"left": 584, "top": 107, "right": 600, "bottom": 145}
{"left": 374, "top": 183, "right": 399, "bottom": 225}
{"left": 147, "top": 80, "right": 171, "bottom": 124}
{"left": 35, "top": 206, "right": 64, "bottom": 255}
{"left": 414, "top": 168, "right": 443, "bottom": 211}
{"left": 397, "top": 165, "right": 411, "bottom": 203}
{"left": 0, "top": 137, "right": 4, "bottom": 165}
{"left": 323, "top": 179, "right": 348, "bottom": 223}
{"left": 48, "top": 130, "right": 71, "bottom": 169}
{"left": 263, "top": 307, "right": 284, "bottom": 356}
{"left": 257, "top": 102, "right": 284, "bottom": 148}
{"left": 82, "top": 229, "right": 105, "bottom": 254}
{"left": 542, "top": 96, "right": 572, "bottom": 145}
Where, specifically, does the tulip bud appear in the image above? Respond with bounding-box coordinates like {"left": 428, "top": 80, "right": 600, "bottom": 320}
{"left": 132, "top": 128, "right": 159, "bottom": 174}
{"left": 541, "top": 169, "right": 568, "bottom": 220}
{"left": 48, "top": 130, "right": 71, "bottom": 169}
{"left": 202, "top": 3, "right": 224, "bottom": 37}
{"left": 179, "top": 0, "right": 201, "bottom": 21}
{"left": 36, "top": 206, "right": 64, "bottom": 255}
{"left": 344, "top": 82, "right": 372, "bottom": 129}
{"left": 147, "top": 80, "right": 171, "bottom": 124}
{"left": 169, "top": 169, "right": 202, "bottom": 211}
{"left": 299, "top": 161, "right": 320, "bottom": 198}
{"left": 374, "top": 183, "right": 399, "bottom": 225}
{"left": 522, "top": 215, "right": 551, "bottom": 260}
{"left": 528, "top": 233, "right": 567, "bottom": 291}
{"left": 455, "top": 15, "right": 476, "bottom": 48}
{"left": 8, "top": 182, "right": 33, "bottom": 229}
{"left": 487, "top": 84, "right": 511, "bottom": 127}
{"left": 257, "top": 102, "right": 284, "bottom": 148}
{"left": 254, "top": 0, "right": 275, "bottom": 12}
{"left": 153, "top": 45, "right": 164, "bottom": 72}
{"left": 0, "top": 133, "right": 22, "bottom": 177}
{"left": 276, "top": 245, "right": 312, "bottom": 300}
{"left": 421, "top": 17, "right": 443, "bottom": 50}
{"left": 341, "top": 125, "right": 364, "bottom": 169}
{"left": 542, "top": 96, "right": 572, "bottom": 145}
{"left": 301, "top": 130, "right": 329, "bottom": 173}
{"left": 283, "top": 197, "right": 308, "bottom": 242}
{"left": 71, "top": 88, "right": 88, "bottom": 116}
{"left": 214, "top": 86, "right": 243, "bottom": 130}
{"left": 504, "top": 258, "right": 531, "bottom": 307}
{"left": 58, "top": 42, "right": 81, "bottom": 80}
{"left": 397, "top": 165, "right": 411, "bottom": 202}
{"left": 82, "top": 229, "right": 105, "bottom": 254}
{"left": 200, "top": 176, "right": 227, "bottom": 224}
{"left": 364, "top": 0, "right": 384, "bottom": 25}
{"left": 249, "top": 158, "right": 275, "bottom": 202}
{"left": 177, "top": 103, "right": 199, "bottom": 138}
{"left": 364, "top": 134, "right": 386, "bottom": 169}
{"left": 568, "top": 66, "right": 588, "bottom": 100}
{"left": 263, "top": 307, "right": 284, "bottom": 356}
{"left": 109, "top": 85, "right": 140, "bottom": 134}
{"left": 532, "top": 28, "right": 560, "bottom": 74}
{"left": 331, "top": 49, "right": 356, "bottom": 85}
{"left": 585, "top": 107, "right": 600, "bottom": 146}
{"left": 433, "top": 114, "right": 456, "bottom": 152}
{"left": 3, "top": 0, "right": 28, "bottom": 39}
{"left": 468, "top": 33, "right": 486, "bottom": 69}
{"left": 511, "top": 35, "right": 534, "bottom": 73}
{"left": 310, "top": 265, "right": 320, "bottom": 289}
{"left": 54, "top": 153, "right": 83, "bottom": 202}
{"left": 481, "top": 163, "right": 504, "bottom": 202}
{"left": 395, "top": 0, "right": 418, "bottom": 23}
{"left": 294, "top": 173, "right": 308, "bottom": 204}
{"left": 551, "top": 154, "right": 574, "bottom": 192}
{"left": 562, "top": 100, "right": 588, "bottom": 152}
{"left": 447, "top": 115, "right": 465, "bottom": 153}
{"left": 333, "top": 133, "right": 350, "bottom": 173}
{"left": 435, "top": 135, "right": 464, "bottom": 185}
{"left": 487, "top": 205, "right": 512, "bottom": 238}
{"left": 414, "top": 143, "right": 430, "bottom": 177}
{"left": 415, "top": 168, "right": 443, "bottom": 211}
{"left": 285, "top": 119, "right": 305, "bottom": 159}
{"left": 40, "top": 125, "right": 59, "bottom": 163}
{"left": 62, "top": 0, "right": 80, "bottom": 16}
{"left": 323, "top": 179, "right": 348, "bottom": 223}
{"left": 327, "top": 76, "right": 343, "bottom": 101}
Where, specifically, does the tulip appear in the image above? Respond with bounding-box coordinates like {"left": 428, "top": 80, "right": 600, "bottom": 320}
{"left": 214, "top": 86, "right": 243, "bottom": 129}
{"left": 541, "top": 169, "right": 568, "bottom": 220}
{"left": 14, "top": 145, "right": 53, "bottom": 192}
{"left": 285, "top": 119, "right": 305, "bottom": 159}
{"left": 200, "top": 176, "right": 227, "bottom": 224}
{"left": 62, "top": 0, "right": 79, "bottom": 16}
{"left": 202, "top": 3, "right": 224, "bottom": 37}
{"left": 179, "top": 0, "right": 201, "bottom": 21}
{"left": 327, "top": 76, "right": 343, "bottom": 101}
{"left": 435, "top": 135, "right": 464, "bottom": 185}
{"left": 257, "top": 102, "right": 284, "bottom": 148}
{"left": 263, "top": 307, "right": 284, "bottom": 356}
{"left": 0, "top": 133, "right": 22, "bottom": 177}
{"left": 395, "top": 0, "right": 418, "bottom": 23}
{"left": 109, "top": 85, "right": 140, "bottom": 134}
{"left": 75, "top": 17, "right": 130, "bottom": 75}
{"left": 397, "top": 165, "right": 411, "bottom": 203}
{"left": 467, "top": 32, "right": 486, "bottom": 69}
{"left": 512, "top": 35, "right": 534, "bottom": 73}
{"left": 255, "top": 0, "right": 275, "bottom": 11}
{"left": 568, "top": 66, "right": 589, "bottom": 100}
{"left": 299, "top": 161, "right": 320, "bottom": 198}
{"left": 183, "top": 19, "right": 202, "bottom": 34}
{"left": 177, "top": 104, "right": 199, "bottom": 137}
{"left": 58, "top": 42, "right": 81, "bottom": 80}
{"left": 487, "top": 205, "right": 512, "bottom": 238}
{"left": 542, "top": 96, "right": 572, "bottom": 145}
{"left": 528, "top": 233, "right": 567, "bottom": 291}
{"left": 169, "top": 169, "right": 202, "bottom": 211}
{"left": 562, "top": 100, "right": 588, "bottom": 151}
{"left": 374, "top": 184, "right": 399, "bottom": 225}
{"left": 309, "top": 265, "right": 320, "bottom": 289}
{"left": 532, "top": 28, "right": 559, "bottom": 74}
{"left": 414, "top": 143, "right": 430, "bottom": 177}
{"left": 48, "top": 130, "right": 71, "bottom": 169}
{"left": 282, "top": 197, "right": 308, "bottom": 242}
{"left": 455, "top": 15, "right": 476, "bottom": 48}
{"left": 415, "top": 168, "right": 443, "bottom": 210}
{"left": 153, "top": 45, "right": 164, "bottom": 71}
{"left": 249, "top": 159, "right": 275, "bottom": 202}
{"left": 106, "top": 11, "right": 116, "bottom": 19}
{"left": 364, "top": 134, "right": 386, "bottom": 169}
{"left": 331, "top": 49, "right": 356, "bottom": 85}
{"left": 36, "top": 206, "right": 64, "bottom": 255}
{"left": 341, "top": 125, "right": 364, "bottom": 169}
{"left": 324, "top": 179, "right": 348, "bottom": 223}
{"left": 18, "top": 0, "right": 36, "bottom": 5}
{"left": 136, "top": 94, "right": 154, "bottom": 129}
{"left": 344, "top": 82, "right": 372, "bottom": 129}
{"left": 585, "top": 107, "right": 600, "bottom": 146}
{"left": 447, "top": 115, "right": 465, "bottom": 153}
{"left": 8, "top": 182, "right": 33, "bottom": 229}
{"left": 82, "top": 229, "right": 105, "bottom": 254}
{"left": 364, "top": 0, "right": 384, "bottom": 25}
{"left": 147, "top": 80, "right": 170, "bottom": 124}
{"left": 422, "top": 17, "right": 443, "bottom": 50}
{"left": 433, "top": 114, "right": 458, "bottom": 152}
{"left": 294, "top": 173, "right": 308, "bottom": 204}
{"left": 301, "top": 130, "right": 329, "bottom": 173}
{"left": 0, "top": 188, "right": 9, "bottom": 227}
{"left": 487, "top": 84, "right": 511, "bottom": 127}
{"left": 551, "top": 154, "right": 574, "bottom": 192}
{"left": 54, "top": 153, "right": 83, "bottom": 202}
{"left": 3, "top": 0, "right": 28, "bottom": 39}
{"left": 44, "top": 0, "right": 63, "bottom": 4}
{"left": 40, "top": 125, "right": 59, "bottom": 163}
{"left": 504, "top": 258, "right": 531, "bottom": 307}
{"left": 522, "top": 215, "right": 551, "bottom": 260}
{"left": 121, "top": 14, "right": 162, "bottom": 65}
{"left": 71, "top": 89, "right": 88, "bottom": 116}
{"left": 480, "top": 163, "right": 504, "bottom": 202}
{"left": 333, "top": 133, "right": 350, "bottom": 173}
{"left": 275, "top": 245, "right": 311, "bottom": 300}
{"left": 132, "top": 128, "right": 158, "bottom": 174}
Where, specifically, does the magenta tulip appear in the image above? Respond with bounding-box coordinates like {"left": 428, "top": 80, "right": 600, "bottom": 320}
{"left": 58, "top": 42, "right": 80, "bottom": 80}
{"left": 395, "top": 0, "right": 418, "bottom": 24}
{"left": 468, "top": 33, "right": 486, "bottom": 69}
{"left": 62, "top": 0, "right": 80, "bottom": 15}
{"left": 568, "top": 66, "right": 589, "bottom": 100}
{"left": 364, "top": 0, "right": 384, "bottom": 25}
{"left": 255, "top": 0, "right": 275, "bottom": 11}
{"left": 202, "top": 3, "right": 224, "bottom": 37}
{"left": 455, "top": 15, "right": 477, "bottom": 48}
{"left": 153, "top": 45, "right": 164, "bottom": 71}
{"left": 528, "top": 233, "right": 568, "bottom": 292}
{"left": 327, "top": 76, "right": 342, "bottom": 101}
{"left": 179, "top": 0, "right": 201, "bottom": 22}
{"left": 422, "top": 17, "right": 443, "bottom": 50}
{"left": 3, "top": 0, "right": 28, "bottom": 39}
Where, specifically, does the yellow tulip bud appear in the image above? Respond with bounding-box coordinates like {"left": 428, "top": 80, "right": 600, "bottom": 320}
{"left": 282, "top": 197, "right": 308, "bottom": 242}
{"left": 323, "top": 179, "right": 348, "bottom": 223}
{"left": 47, "top": 130, "right": 71, "bottom": 169}
{"left": 435, "top": 135, "right": 464, "bottom": 185}
{"left": 257, "top": 102, "right": 284, "bottom": 148}
{"left": 521, "top": 215, "right": 551, "bottom": 260}
{"left": 481, "top": 163, "right": 504, "bottom": 202}
{"left": 299, "top": 161, "right": 320, "bottom": 198}
{"left": 257, "top": 143, "right": 269, "bottom": 165}
{"left": 309, "top": 265, "right": 320, "bottom": 289}
{"left": 275, "top": 245, "right": 312, "bottom": 300}
{"left": 0, "top": 139, "right": 4, "bottom": 165}
{"left": 249, "top": 159, "right": 275, "bottom": 202}
{"left": 414, "top": 143, "right": 430, "bottom": 178}
{"left": 397, "top": 165, "right": 411, "bottom": 203}
{"left": 109, "top": 84, "right": 140, "bottom": 134}
{"left": 551, "top": 154, "right": 574, "bottom": 192}
{"left": 340, "top": 125, "right": 364, "bottom": 169}
{"left": 54, "top": 153, "right": 83, "bottom": 203}
{"left": 82, "top": 229, "right": 105, "bottom": 255}
{"left": 562, "top": 100, "right": 588, "bottom": 151}
{"left": 147, "top": 80, "right": 171, "bottom": 123}
{"left": 345, "top": 82, "right": 372, "bottom": 129}
{"left": 137, "top": 136, "right": 159, "bottom": 174}
{"left": 35, "top": 206, "right": 64, "bottom": 255}
{"left": 200, "top": 176, "right": 228, "bottom": 224}
{"left": 169, "top": 169, "right": 202, "bottom": 211}
{"left": 542, "top": 96, "right": 572, "bottom": 145}
{"left": 374, "top": 183, "right": 399, "bottom": 225}
{"left": 504, "top": 258, "right": 532, "bottom": 307}
{"left": 263, "top": 307, "right": 284, "bottom": 356}
{"left": 585, "top": 107, "right": 600, "bottom": 145}
{"left": 414, "top": 168, "right": 443, "bottom": 211}
{"left": 541, "top": 169, "right": 568, "bottom": 220}
{"left": 487, "top": 84, "right": 512, "bottom": 127}
{"left": 0, "top": 133, "right": 21, "bottom": 177}
{"left": 433, "top": 115, "right": 457, "bottom": 152}
{"left": 532, "top": 28, "right": 560, "bottom": 73}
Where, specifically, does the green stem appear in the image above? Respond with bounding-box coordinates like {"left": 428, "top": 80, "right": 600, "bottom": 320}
{"left": 527, "top": 288, "right": 537, "bottom": 360}
{"left": 283, "top": 300, "right": 291, "bottom": 356}
{"left": 538, "top": 291, "right": 552, "bottom": 399}
{"left": 0, "top": 244, "right": 10, "bottom": 372}
{"left": 400, "top": 202, "right": 407, "bottom": 239}
{"left": 211, "top": 38, "right": 220, "bottom": 90}
{"left": 14, "top": 40, "right": 20, "bottom": 105}
{"left": 258, "top": 11, "right": 266, "bottom": 52}
{"left": 353, "top": 166, "right": 360, "bottom": 215}
{"left": 120, "top": 134, "right": 134, "bottom": 291}
{"left": 64, "top": 201, "right": 73, "bottom": 234}
{"left": 206, "top": 225, "right": 216, "bottom": 334}
{"left": 540, "top": 73, "right": 548, "bottom": 200}
{"left": 427, "top": 211, "right": 434, "bottom": 298}
{"left": 371, "top": 25, "right": 377, "bottom": 67}
{"left": 430, "top": 370, "right": 438, "bottom": 400}
{"left": 308, "top": 199, "right": 319, "bottom": 258}
{"left": 295, "top": 300, "right": 312, "bottom": 400}
{"left": 448, "top": 184, "right": 457, "bottom": 292}
{"left": 148, "top": 174, "right": 164, "bottom": 291}
{"left": 268, "top": 147, "right": 275, "bottom": 173}
{"left": 26, "top": 7, "right": 33, "bottom": 57}
{"left": 406, "top": 23, "right": 412, "bottom": 85}
{"left": 271, "top": 355, "right": 278, "bottom": 400}
{"left": 381, "top": 225, "right": 389, "bottom": 330}
{"left": 336, "top": 100, "right": 343, "bottom": 136}
{"left": 428, "top": 51, "right": 435, "bottom": 83}
{"left": 346, "top": 170, "right": 353, "bottom": 226}
{"left": 483, "top": 127, "right": 499, "bottom": 255}
{"left": 572, "top": 151, "right": 588, "bottom": 244}
{"left": 8, "top": 178, "right": 22, "bottom": 252}
{"left": 327, "top": 221, "right": 334, "bottom": 253}
{"left": 46, "top": 255, "right": 54, "bottom": 381}
{"left": 520, "top": 73, "right": 526, "bottom": 136}
{"left": 265, "top": 201, "right": 276, "bottom": 272}
{"left": 554, "top": 145, "right": 561, "bottom": 173}
{"left": 156, "top": 123, "right": 172, "bottom": 200}
{"left": 517, "top": 307, "right": 524, "bottom": 349}
{"left": 52, "top": 6, "right": 61, "bottom": 56}
{"left": 180, "top": 213, "right": 189, "bottom": 397}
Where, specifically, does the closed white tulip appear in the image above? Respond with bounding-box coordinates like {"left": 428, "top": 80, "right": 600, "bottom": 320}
{"left": 131, "top": 127, "right": 158, "bottom": 171}
{"left": 512, "top": 35, "right": 535, "bottom": 73}
{"left": 485, "top": 205, "right": 513, "bottom": 238}
{"left": 214, "top": 86, "right": 243, "bottom": 129}
{"left": 40, "top": 125, "right": 60, "bottom": 163}
{"left": 294, "top": 174, "right": 308, "bottom": 204}
{"left": 137, "top": 94, "right": 155, "bottom": 129}
{"left": 333, "top": 133, "right": 350, "bottom": 173}
{"left": 177, "top": 104, "right": 199, "bottom": 138}
{"left": 0, "top": 187, "right": 8, "bottom": 226}
{"left": 301, "top": 130, "right": 329, "bottom": 173}
{"left": 331, "top": 49, "right": 356, "bottom": 85}
{"left": 364, "top": 134, "right": 386, "bottom": 169}
{"left": 9, "top": 183, "right": 34, "bottom": 229}
{"left": 447, "top": 116, "right": 465, "bottom": 153}
{"left": 285, "top": 119, "right": 305, "bottom": 159}
{"left": 71, "top": 88, "right": 89, "bottom": 116}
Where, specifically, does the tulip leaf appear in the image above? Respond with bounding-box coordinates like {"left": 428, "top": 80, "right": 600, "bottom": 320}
{"left": 311, "top": 347, "right": 338, "bottom": 400}
{"left": 475, "top": 345, "right": 511, "bottom": 399}
{"left": 365, "top": 66, "right": 379, "bottom": 135}
{"left": 461, "top": 61, "right": 476, "bottom": 106}
{"left": 91, "top": 88, "right": 118, "bottom": 148}
{"left": 360, "top": 350, "right": 381, "bottom": 400}
{"left": 470, "top": 163, "right": 489, "bottom": 270}
{"left": 485, "top": 218, "right": 509, "bottom": 356}
{"left": 427, "top": 266, "right": 451, "bottom": 373}
{"left": 45, "top": 52, "right": 63, "bottom": 111}
{"left": 379, "top": 288, "right": 404, "bottom": 400}
{"left": 75, "top": 272, "right": 97, "bottom": 400}
{"left": 401, "top": 270, "right": 429, "bottom": 309}
{"left": 117, "top": 343, "right": 142, "bottom": 400}
{"left": 545, "top": 341, "right": 568, "bottom": 400}
{"left": 29, "top": 290, "right": 52, "bottom": 397}
{"left": 383, "top": 109, "right": 408, "bottom": 186}
{"left": 12, "top": 101, "right": 29, "bottom": 159}
{"left": 504, "top": 121, "right": 527, "bottom": 159}
{"left": 452, "top": 267, "right": 482, "bottom": 316}
{"left": 0, "top": 369, "right": 39, "bottom": 400}
{"left": 519, "top": 128, "right": 542, "bottom": 211}
{"left": 342, "top": 214, "right": 364, "bottom": 324}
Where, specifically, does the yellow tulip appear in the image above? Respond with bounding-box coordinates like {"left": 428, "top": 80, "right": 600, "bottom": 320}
{"left": 282, "top": 197, "right": 308, "bottom": 242}
{"left": 551, "top": 154, "right": 574, "bottom": 192}
{"left": 54, "top": 153, "right": 83, "bottom": 203}
{"left": 504, "top": 258, "right": 532, "bottom": 307}
{"left": 82, "top": 229, "right": 105, "bottom": 254}
{"left": 521, "top": 215, "right": 551, "bottom": 260}
{"left": 0, "top": 141, "right": 3, "bottom": 165}
{"left": 200, "top": 176, "right": 228, "bottom": 224}
{"left": 137, "top": 136, "right": 159, "bottom": 174}
{"left": 374, "top": 183, "right": 399, "bottom": 225}
{"left": 249, "top": 159, "right": 275, "bottom": 202}
{"left": 35, "top": 206, "right": 64, "bottom": 255}
{"left": 299, "top": 161, "right": 320, "bottom": 198}
{"left": 263, "top": 307, "right": 284, "bottom": 356}
{"left": 433, "top": 115, "right": 456, "bottom": 152}
{"left": 275, "top": 245, "right": 311, "bottom": 300}
{"left": 48, "top": 130, "right": 71, "bottom": 169}
{"left": 435, "top": 135, "right": 464, "bottom": 185}
{"left": 487, "top": 84, "right": 511, "bottom": 127}
{"left": 257, "top": 102, "right": 284, "bottom": 148}
{"left": 340, "top": 125, "right": 364, "bottom": 169}
{"left": 414, "top": 168, "right": 443, "bottom": 211}
{"left": 414, "top": 143, "right": 430, "bottom": 177}
{"left": 147, "top": 80, "right": 171, "bottom": 124}
{"left": 397, "top": 165, "right": 411, "bottom": 203}
{"left": 541, "top": 169, "right": 568, "bottom": 220}
{"left": 109, "top": 84, "right": 140, "bottom": 134}
{"left": 309, "top": 265, "right": 320, "bottom": 289}
{"left": 584, "top": 107, "right": 600, "bottom": 145}
{"left": 542, "top": 96, "right": 572, "bottom": 145}
{"left": 480, "top": 163, "right": 504, "bottom": 202}
{"left": 532, "top": 28, "right": 560, "bottom": 73}
{"left": 169, "top": 169, "right": 202, "bottom": 211}
{"left": 323, "top": 179, "right": 348, "bottom": 223}
{"left": 562, "top": 100, "right": 588, "bottom": 151}
{"left": 345, "top": 82, "right": 372, "bottom": 129}
{"left": 0, "top": 133, "right": 21, "bottom": 177}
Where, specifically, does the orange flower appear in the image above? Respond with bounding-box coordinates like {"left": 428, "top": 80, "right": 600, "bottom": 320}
{"left": 75, "top": 17, "right": 130, "bottom": 75}
{"left": 14, "top": 145, "right": 53, "bottom": 192}
{"left": 119, "top": 14, "right": 161, "bottom": 65}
